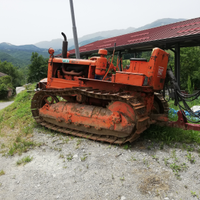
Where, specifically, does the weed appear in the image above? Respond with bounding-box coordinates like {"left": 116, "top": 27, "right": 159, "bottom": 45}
{"left": 170, "top": 162, "right": 188, "bottom": 179}
{"left": 0, "top": 170, "right": 5, "bottom": 176}
{"left": 81, "top": 154, "right": 87, "bottom": 161}
{"left": 120, "top": 177, "right": 125, "bottom": 181}
{"left": 187, "top": 146, "right": 194, "bottom": 152}
{"left": 143, "top": 158, "right": 149, "bottom": 167}
{"left": 123, "top": 144, "right": 130, "bottom": 150}
{"left": 50, "top": 133, "right": 55, "bottom": 137}
{"left": 16, "top": 156, "right": 33, "bottom": 165}
{"left": 191, "top": 191, "right": 198, "bottom": 198}
{"left": 53, "top": 147, "right": 62, "bottom": 152}
{"left": 160, "top": 142, "right": 164, "bottom": 150}
{"left": 171, "top": 150, "right": 178, "bottom": 161}
{"left": 0, "top": 183, "right": 2, "bottom": 187}
{"left": 8, "top": 140, "right": 37, "bottom": 156}
{"left": 186, "top": 152, "right": 196, "bottom": 164}
{"left": 10, "top": 122, "right": 15, "bottom": 129}
{"left": 152, "top": 155, "right": 159, "bottom": 161}
{"left": 128, "top": 156, "right": 136, "bottom": 161}
{"left": 64, "top": 137, "right": 69, "bottom": 143}
{"left": 67, "top": 153, "right": 73, "bottom": 161}
{"left": 147, "top": 145, "right": 151, "bottom": 150}
{"left": 76, "top": 139, "right": 82, "bottom": 149}
{"left": 1, "top": 143, "right": 5, "bottom": 149}
{"left": 15, "top": 136, "right": 22, "bottom": 143}
{"left": 182, "top": 143, "right": 187, "bottom": 150}
{"left": 59, "top": 154, "right": 64, "bottom": 159}
{"left": 147, "top": 142, "right": 154, "bottom": 150}
{"left": 76, "top": 139, "right": 81, "bottom": 146}
{"left": 112, "top": 174, "right": 114, "bottom": 179}
{"left": 163, "top": 158, "right": 169, "bottom": 166}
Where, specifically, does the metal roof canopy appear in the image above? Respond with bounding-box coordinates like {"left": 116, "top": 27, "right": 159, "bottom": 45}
{"left": 69, "top": 17, "right": 200, "bottom": 87}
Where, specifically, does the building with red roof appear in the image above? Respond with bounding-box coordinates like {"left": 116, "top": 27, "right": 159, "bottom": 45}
{"left": 68, "top": 17, "right": 200, "bottom": 86}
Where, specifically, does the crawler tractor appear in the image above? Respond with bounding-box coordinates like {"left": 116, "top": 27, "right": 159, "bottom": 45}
{"left": 31, "top": 33, "right": 200, "bottom": 144}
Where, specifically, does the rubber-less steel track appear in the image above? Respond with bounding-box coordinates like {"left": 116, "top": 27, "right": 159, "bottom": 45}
{"left": 31, "top": 88, "right": 168, "bottom": 144}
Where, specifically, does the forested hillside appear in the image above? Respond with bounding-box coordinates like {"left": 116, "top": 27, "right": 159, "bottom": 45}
{"left": 0, "top": 43, "right": 61, "bottom": 67}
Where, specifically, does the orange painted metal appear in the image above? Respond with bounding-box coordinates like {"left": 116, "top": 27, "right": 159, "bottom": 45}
{"left": 37, "top": 47, "right": 171, "bottom": 139}
{"left": 114, "top": 72, "right": 145, "bottom": 86}
{"left": 46, "top": 47, "right": 168, "bottom": 91}
{"left": 39, "top": 101, "right": 135, "bottom": 135}
{"left": 108, "top": 101, "right": 136, "bottom": 122}
{"left": 123, "top": 48, "right": 169, "bottom": 90}
{"left": 34, "top": 44, "right": 200, "bottom": 140}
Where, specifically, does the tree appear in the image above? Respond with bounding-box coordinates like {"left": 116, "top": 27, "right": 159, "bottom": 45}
{"left": 166, "top": 47, "right": 200, "bottom": 90}
{"left": 27, "top": 52, "right": 48, "bottom": 83}
{"left": 0, "top": 75, "right": 13, "bottom": 99}
{"left": 0, "top": 60, "right": 23, "bottom": 87}
{"left": 180, "top": 47, "right": 200, "bottom": 89}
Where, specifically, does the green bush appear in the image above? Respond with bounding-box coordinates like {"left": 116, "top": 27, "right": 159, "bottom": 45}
{"left": 0, "top": 75, "right": 13, "bottom": 99}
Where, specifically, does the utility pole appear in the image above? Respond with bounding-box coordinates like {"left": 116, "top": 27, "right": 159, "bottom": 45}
{"left": 69, "top": 0, "right": 80, "bottom": 59}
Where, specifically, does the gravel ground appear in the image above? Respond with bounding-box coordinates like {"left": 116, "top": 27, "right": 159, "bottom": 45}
{"left": 0, "top": 129, "right": 200, "bottom": 200}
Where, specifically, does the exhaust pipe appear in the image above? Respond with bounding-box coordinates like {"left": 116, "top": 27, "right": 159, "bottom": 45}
{"left": 69, "top": 0, "right": 80, "bottom": 59}
{"left": 61, "top": 32, "right": 68, "bottom": 58}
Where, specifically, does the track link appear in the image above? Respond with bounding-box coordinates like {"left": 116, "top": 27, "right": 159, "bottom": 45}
{"left": 31, "top": 88, "right": 167, "bottom": 144}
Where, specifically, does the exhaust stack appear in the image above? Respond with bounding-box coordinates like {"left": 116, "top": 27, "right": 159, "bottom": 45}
{"left": 61, "top": 32, "right": 68, "bottom": 58}
{"left": 69, "top": 0, "right": 80, "bottom": 59}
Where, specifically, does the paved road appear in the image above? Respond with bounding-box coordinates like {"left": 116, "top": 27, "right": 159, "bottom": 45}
{"left": 16, "top": 86, "right": 25, "bottom": 94}
{"left": 0, "top": 86, "right": 25, "bottom": 110}
{"left": 0, "top": 101, "right": 14, "bottom": 110}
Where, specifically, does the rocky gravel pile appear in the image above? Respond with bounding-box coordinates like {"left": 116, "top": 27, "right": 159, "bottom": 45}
{"left": 0, "top": 129, "right": 200, "bottom": 200}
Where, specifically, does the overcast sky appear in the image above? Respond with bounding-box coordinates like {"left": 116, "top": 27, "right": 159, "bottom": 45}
{"left": 0, "top": 0, "right": 200, "bottom": 45}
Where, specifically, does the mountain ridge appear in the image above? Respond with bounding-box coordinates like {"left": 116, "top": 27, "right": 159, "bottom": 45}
{"left": 0, "top": 18, "right": 186, "bottom": 67}
{"left": 34, "top": 18, "right": 185, "bottom": 49}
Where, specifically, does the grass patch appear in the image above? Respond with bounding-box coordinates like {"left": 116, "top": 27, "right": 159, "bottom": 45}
{"left": 16, "top": 155, "right": 33, "bottom": 165}
{"left": 7, "top": 136, "right": 38, "bottom": 156}
{"left": 66, "top": 153, "right": 73, "bottom": 161}
{"left": 141, "top": 124, "right": 200, "bottom": 145}
{"left": 186, "top": 152, "right": 196, "bottom": 164}
{"left": 0, "top": 84, "right": 38, "bottom": 154}
{"left": 123, "top": 144, "right": 130, "bottom": 150}
{"left": 0, "top": 170, "right": 5, "bottom": 176}
{"left": 170, "top": 162, "right": 188, "bottom": 179}
{"left": 80, "top": 154, "right": 87, "bottom": 161}
{"left": 0, "top": 85, "right": 36, "bottom": 131}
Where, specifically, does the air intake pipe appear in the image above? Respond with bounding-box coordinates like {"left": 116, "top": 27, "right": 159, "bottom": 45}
{"left": 61, "top": 32, "right": 68, "bottom": 58}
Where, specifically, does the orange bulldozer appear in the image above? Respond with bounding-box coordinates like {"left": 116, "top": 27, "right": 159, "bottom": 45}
{"left": 31, "top": 33, "right": 200, "bottom": 144}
